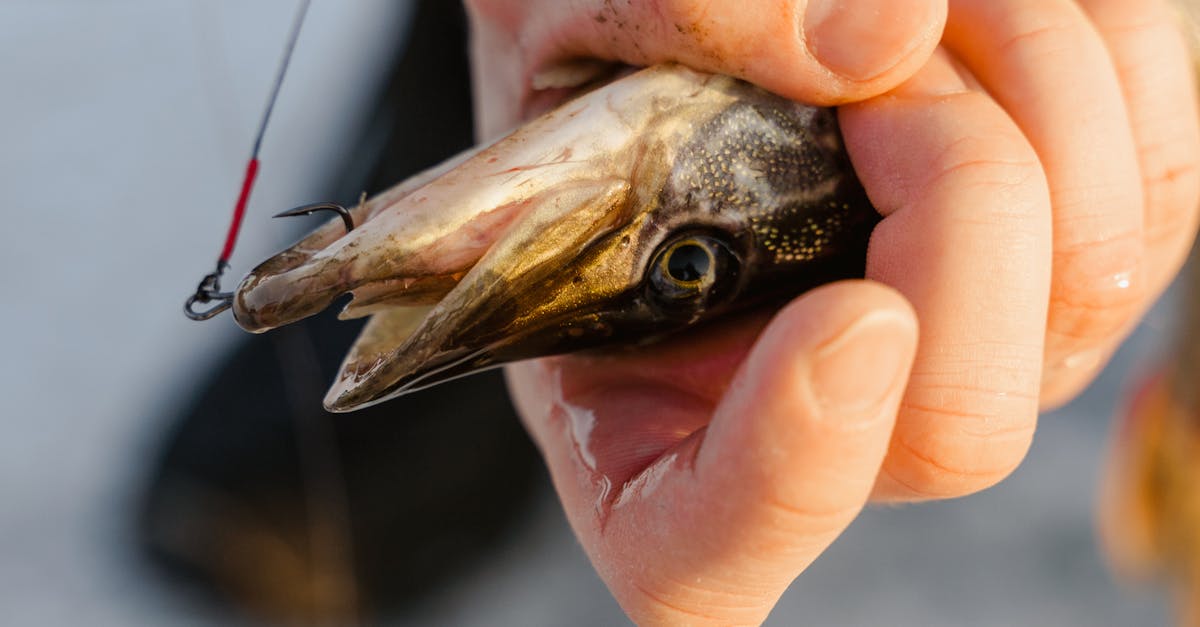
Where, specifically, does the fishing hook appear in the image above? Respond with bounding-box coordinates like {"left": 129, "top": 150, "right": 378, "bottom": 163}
{"left": 185, "top": 199, "right": 356, "bottom": 322}
{"left": 274, "top": 202, "right": 356, "bottom": 233}
{"left": 184, "top": 261, "right": 234, "bottom": 321}
{"left": 182, "top": 0, "right": 311, "bottom": 323}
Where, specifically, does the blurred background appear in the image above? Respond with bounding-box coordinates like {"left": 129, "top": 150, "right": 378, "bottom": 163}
{"left": 0, "top": 1, "right": 1184, "bottom": 624}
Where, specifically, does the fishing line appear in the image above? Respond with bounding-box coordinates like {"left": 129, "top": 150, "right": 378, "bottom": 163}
{"left": 185, "top": 0, "right": 312, "bottom": 321}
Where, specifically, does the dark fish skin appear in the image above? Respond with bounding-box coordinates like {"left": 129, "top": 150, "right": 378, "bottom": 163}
{"left": 435, "top": 104, "right": 878, "bottom": 384}
{"left": 658, "top": 87, "right": 879, "bottom": 317}
{"left": 233, "top": 65, "right": 880, "bottom": 411}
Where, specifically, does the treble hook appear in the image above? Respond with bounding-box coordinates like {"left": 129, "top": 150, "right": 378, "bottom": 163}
{"left": 273, "top": 200, "right": 356, "bottom": 233}
{"left": 184, "top": 261, "right": 234, "bottom": 321}
{"left": 185, "top": 196, "right": 361, "bottom": 322}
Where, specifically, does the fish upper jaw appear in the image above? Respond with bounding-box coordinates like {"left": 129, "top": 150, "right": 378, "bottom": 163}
{"left": 231, "top": 64, "right": 734, "bottom": 335}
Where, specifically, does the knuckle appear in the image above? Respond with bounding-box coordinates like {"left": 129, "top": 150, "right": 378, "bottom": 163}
{"left": 1090, "top": 0, "right": 1178, "bottom": 53}
{"left": 997, "top": 21, "right": 1080, "bottom": 61}
{"left": 758, "top": 490, "right": 861, "bottom": 535}
{"left": 1142, "top": 139, "right": 1200, "bottom": 246}
{"left": 890, "top": 432, "right": 1033, "bottom": 499}
{"left": 993, "top": 2, "right": 1091, "bottom": 60}
{"left": 889, "top": 382, "right": 1038, "bottom": 499}
{"left": 919, "top": 106, "right": 1044, "bottom": 202}
{"left": 1046, "top": 290, "right": 1142, "bottom": 344}
{"left": 1047, "top": 233, "right": 1146, "bottom": 343}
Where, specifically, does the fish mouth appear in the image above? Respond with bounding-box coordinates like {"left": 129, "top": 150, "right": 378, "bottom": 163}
{"left": 328, "top": 342, "right": 492, "bottom": 411}
{"left": 323, "top": 317, "right": 586, "bottom": 412}
{"left": 318, "top": 180, "right": 644, "bottom": 412}
{"left": 232, "top": 65, "right": 741, "bottom": 411}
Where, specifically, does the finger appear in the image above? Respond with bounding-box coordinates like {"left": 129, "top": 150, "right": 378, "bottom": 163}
{"left": 941, "top": 0, "right": 1147, "bottom": 408}
{"left": 509, "top": 282, "right": 916, "bottom": 625}
{"left": 1078, "top": 0, "right": 1200, "bottom": 288}
{"left": 467, "top": 0, "right": 948, "bottom": 132}
{"left": 1050, "top": 0, "right": 1200, "bottom": 405}
{"left": 840, "top": 50, "right": 1053, "bottom": 501}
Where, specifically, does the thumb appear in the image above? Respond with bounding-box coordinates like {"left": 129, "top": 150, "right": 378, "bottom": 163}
{"left": 469, "top": 0, "right": 946, "bottom": 108}
{"left": 605, "top": 281, "right": 917, "bottom": 625}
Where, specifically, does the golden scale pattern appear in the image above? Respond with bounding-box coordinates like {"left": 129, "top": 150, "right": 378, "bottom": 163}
{"left": 672, "top": 103, "right": 851, "bottom": 265}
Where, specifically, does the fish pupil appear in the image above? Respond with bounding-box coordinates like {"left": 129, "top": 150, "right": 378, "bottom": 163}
{"left": 667, "top": 244, "right": 710, "bottom": 283}
{"left": 647, "top": 232, "right": 739, "bottom": 316}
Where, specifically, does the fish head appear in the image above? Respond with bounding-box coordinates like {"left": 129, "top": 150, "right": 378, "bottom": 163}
{"left": 232, "top": 64, "right": 879, "bottom": 411}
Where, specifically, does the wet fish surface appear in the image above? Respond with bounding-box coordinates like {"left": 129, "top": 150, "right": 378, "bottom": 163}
{"left": 233, "top": 64, "right": 880, "bottom": 411}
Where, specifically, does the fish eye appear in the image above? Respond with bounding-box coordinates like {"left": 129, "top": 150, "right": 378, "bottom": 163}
{"left": 647, "top": 233, "right": 740, "bottom": 314}
{"left": 664, "top": 241, "right": 712, "bottom": 284}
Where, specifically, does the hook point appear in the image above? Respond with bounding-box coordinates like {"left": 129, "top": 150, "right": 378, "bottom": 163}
{"left": 274, "top": 202, "right": 355, "bottom": 233}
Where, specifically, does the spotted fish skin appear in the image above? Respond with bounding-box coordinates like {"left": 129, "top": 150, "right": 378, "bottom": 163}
{"left": 661, "top": 94, "right": 877, "bottom": 306}
{"left": 233, "top": 65, "right": 880, "bottom": 410}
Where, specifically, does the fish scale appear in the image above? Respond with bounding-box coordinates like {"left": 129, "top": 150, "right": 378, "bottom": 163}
{"left": 232, "top": 65, "right": 880, "bottom": 411}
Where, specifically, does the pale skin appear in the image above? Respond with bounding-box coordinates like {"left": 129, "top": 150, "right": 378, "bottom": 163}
{"left": 466, "top": 0, "right": 1200, "bottom": 624}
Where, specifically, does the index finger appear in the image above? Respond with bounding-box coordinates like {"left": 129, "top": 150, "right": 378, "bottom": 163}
{"left": 841, "top": 51, "right": 1053, "bottom": 501}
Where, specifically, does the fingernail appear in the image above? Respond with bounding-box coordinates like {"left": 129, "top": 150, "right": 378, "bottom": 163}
{"left": 803, "top": 0, "right": 935, "bottom": 81}
{"left": 810, "top": 311, "right": 913, "bottom": 414}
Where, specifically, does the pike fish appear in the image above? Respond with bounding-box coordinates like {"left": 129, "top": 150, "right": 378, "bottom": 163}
{"left": 232, "top": 64, "right": 879, "bottom": 412}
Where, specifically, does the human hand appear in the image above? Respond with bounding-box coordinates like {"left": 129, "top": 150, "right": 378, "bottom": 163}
{"left": 469, "top": 0, "right": 1200, "bottom": 623}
